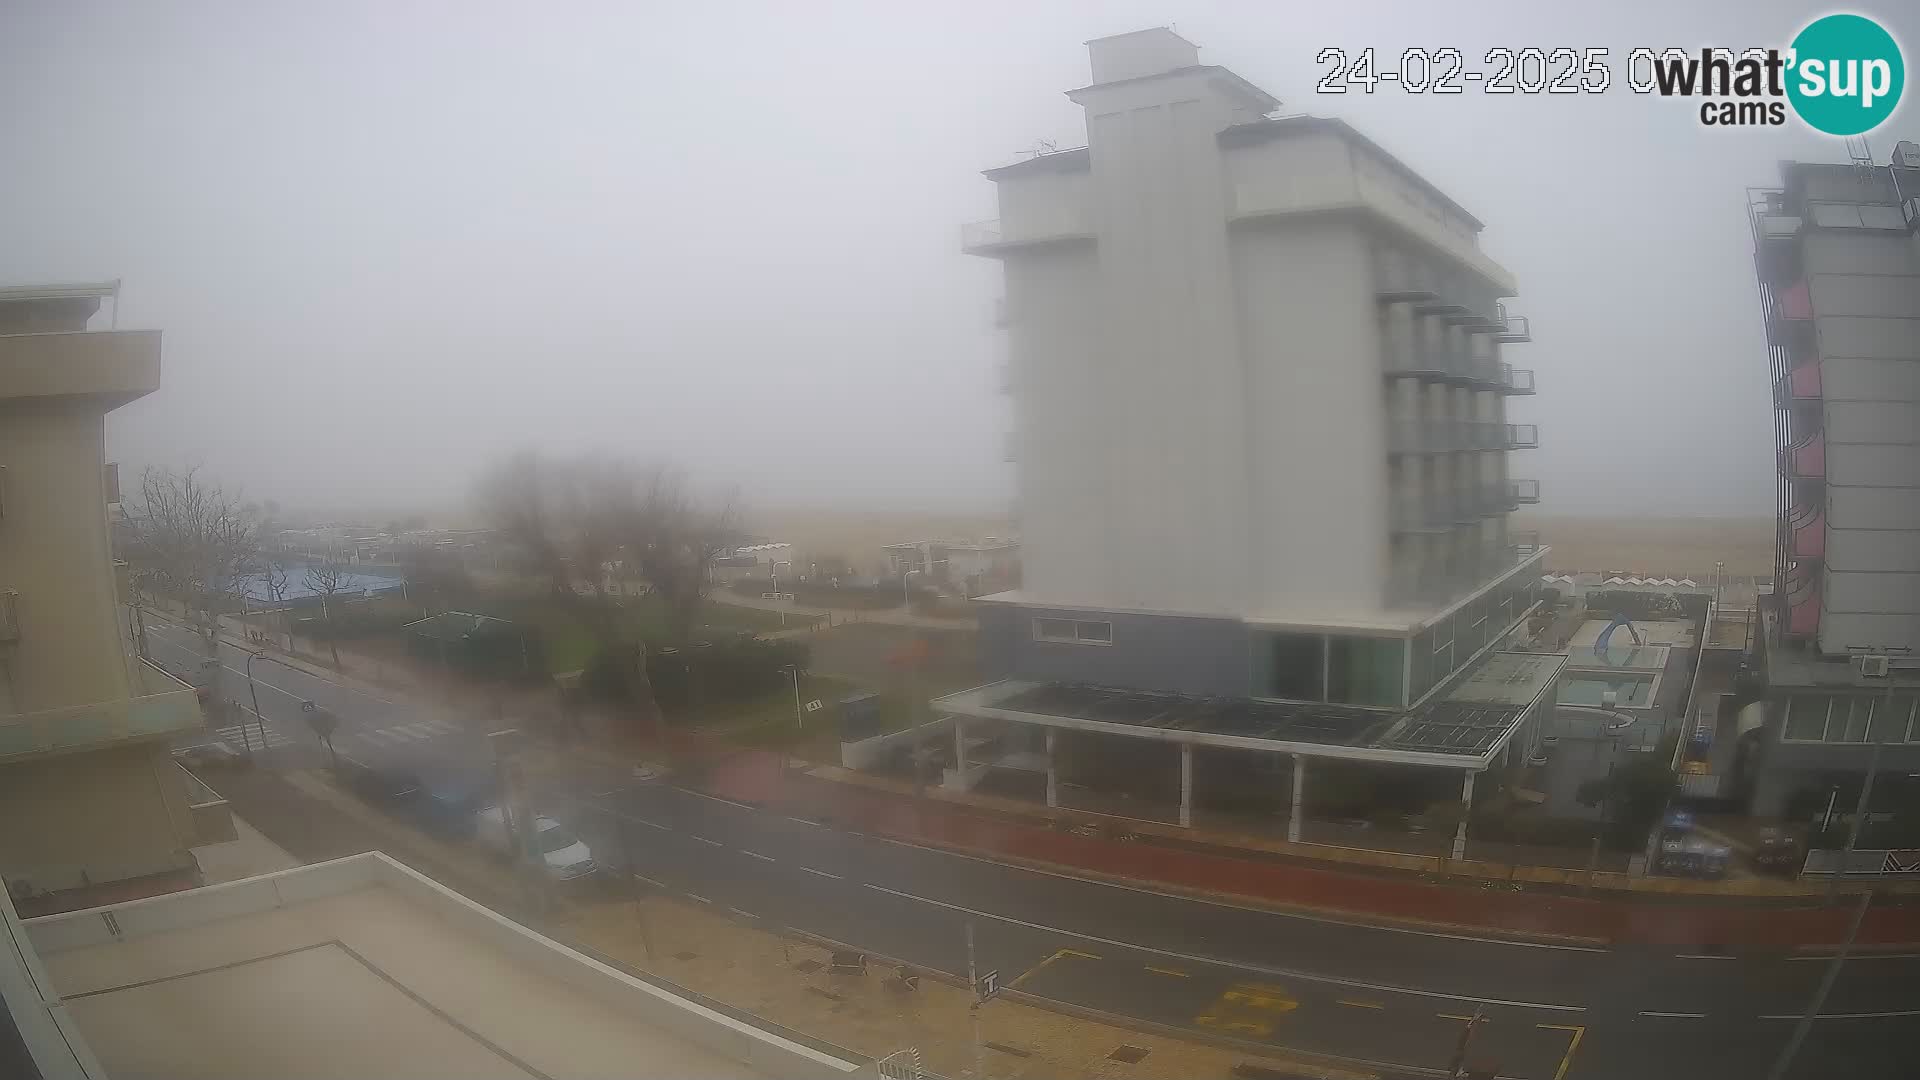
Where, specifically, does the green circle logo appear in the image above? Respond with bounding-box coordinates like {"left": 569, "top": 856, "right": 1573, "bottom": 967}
{"left": 1787, "top": 14, "right": 1905, "bottom": 136}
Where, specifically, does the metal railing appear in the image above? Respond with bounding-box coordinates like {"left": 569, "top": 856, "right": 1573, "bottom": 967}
{"left": 1505, "top": 423, "right": 1539, "bottom": 449}
{"left": 1500, "top": 364, "right": 1536, "bottom": 393}
{"left": 1509, "top": 478, "right": 1540, "bottom": 504}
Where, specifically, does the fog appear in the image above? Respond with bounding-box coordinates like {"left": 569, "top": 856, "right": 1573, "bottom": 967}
{"left": 3, "top": 0, "right": 1911, "bottom": 519}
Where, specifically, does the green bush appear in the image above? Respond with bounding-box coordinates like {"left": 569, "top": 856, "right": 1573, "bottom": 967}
{"left": 581, "top": 635, "right": 811, "bottom": 715}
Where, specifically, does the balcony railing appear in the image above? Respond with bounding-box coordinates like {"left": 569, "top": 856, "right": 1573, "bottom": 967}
{"left": 1505, "top": 423, "right": 1539, "bottom": 449}
{"left": 961, "top": 220, "right": 1004, "bottom": 249}
{"left": 1493, "top": 302, "right": 1531, "bottom": 343}
{"left": 1499, "top": 364, "right": 1536, "bottom": 394}
{"left": 1510, "top": 530, "right": 1543, "bottom": 557}
{"left": 960, "top": 217, "right": 1094, "bottom": 254}
{"left": 0, "top": 658, "right": 203, "bottom": 762}
{"left": 1509, "top": 478, "right": 1540, "bottom": 504}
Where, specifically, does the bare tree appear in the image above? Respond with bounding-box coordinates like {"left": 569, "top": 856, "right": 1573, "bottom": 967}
{"left": 304, "top": 551, "right": 352, "bottom": 668}
{"left": 480, "top": 452, "right": 741, "bottom": 739}
{"left": 261, "top": 558, "right": 296, "bottom": 651}
{"left": 121, "top": 467, "right": 261, "bottom": 652}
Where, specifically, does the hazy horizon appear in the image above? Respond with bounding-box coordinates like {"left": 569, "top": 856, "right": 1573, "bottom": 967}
{"left": 6, "top": 0, "right": 1914, "bottom": 519}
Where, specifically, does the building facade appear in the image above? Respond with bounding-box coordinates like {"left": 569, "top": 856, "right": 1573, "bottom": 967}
{"left": 938, "top": 31, "right": 1563, "bottom": 852}
{"left": 964, "top": 29, "right": 1544, "bottom": 708}
{"left": 0, "top": 283, "right": 210, "bottom": 913}
{"left": 1745, "top": 150, "right": 1920, "bottom": 864}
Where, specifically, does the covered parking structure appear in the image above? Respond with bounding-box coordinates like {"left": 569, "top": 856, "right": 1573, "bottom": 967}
{"left": 932, "top": 651, "right": 1566, "bottom": 858}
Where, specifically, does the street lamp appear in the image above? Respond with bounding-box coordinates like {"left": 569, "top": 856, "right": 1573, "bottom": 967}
{"left": 782, "top": 664, "right": 804, "bottom": 729}
{"left": 770, "top": 559, "right": 792, "bottom": 596}
{"left": 902, "top": 569, "right": 923, "bottom": 610}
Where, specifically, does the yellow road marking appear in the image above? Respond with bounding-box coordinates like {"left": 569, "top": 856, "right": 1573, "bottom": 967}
{"left": 1194, "top": 1014, "right": 1272, "bottom": 1036}
{"left": 1224, "top": 987, "right": 1300, "bottom": 1012}
{"left": 1008, "top": 947, "right": 1103, "bottom": 990}
{"left": 1337, "top": 999, "right": 1385, "bottom": 1010}
{"left": 1538, "top": 1023, "right": 1586, "bottom": 1080}
{"left": 1438, "top": 1013, "right": 1480, "bottom": 1022}
{"left": 1145, "top": 965, "right": 1190, "bottom": 978}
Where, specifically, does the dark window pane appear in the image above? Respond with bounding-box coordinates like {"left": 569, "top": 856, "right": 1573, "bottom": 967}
{"left": 1329, "top": 636, "right": 1405, "bottom": 708}
{"left": 1268, "top": 633, "right": 1325, "bottom": 701}
{"left": 1077, "top": 621, "right": 1112, "bottom": 643}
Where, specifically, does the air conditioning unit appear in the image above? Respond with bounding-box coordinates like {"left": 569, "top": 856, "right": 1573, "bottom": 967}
{"left": 1860, "top": 655, "right": 1891, "bottom": 678}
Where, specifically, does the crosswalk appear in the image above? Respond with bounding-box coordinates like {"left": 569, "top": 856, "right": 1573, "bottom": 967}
{"left": 350, "top": 718, "right": 462, "bottom": 746}
{"left": 209, "top": 716, "right": 463, "bottom": 755}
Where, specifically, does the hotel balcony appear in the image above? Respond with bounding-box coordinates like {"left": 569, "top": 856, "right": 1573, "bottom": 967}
{"left": 0, "top": 658, "right": 204, "bottom": 764}
{"left": 960, "top": 216, "right": 1095, "bottom": 256}
{"left": 1504, "top": 423, "right": 1539, "bottom": 450}
{"left": 1508, "top": 478, "right": 1540, "bottom": 506}
{"left": 1497, "top": 363, "right": 1535, "bottom": 395}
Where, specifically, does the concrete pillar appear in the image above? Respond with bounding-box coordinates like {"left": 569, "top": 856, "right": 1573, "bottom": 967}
{"left": 1179, "top": 743, "right": 1194, "bottom": 828}
{"left": 953, "top": 718, "right": 967, "bottom": 774}
{"left": 1452, "top": 771, "right": 1477, "bottom": 860}
{"left": 1288, "top": 754, "right": 1305, "bottom": 844}
{"left": 1045, "top": 728, "right": 1058, "bottom": 808}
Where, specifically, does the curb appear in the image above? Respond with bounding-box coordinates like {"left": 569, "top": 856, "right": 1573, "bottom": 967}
{"left": 858, "top": 823, "right": 1612, "bottom": 950}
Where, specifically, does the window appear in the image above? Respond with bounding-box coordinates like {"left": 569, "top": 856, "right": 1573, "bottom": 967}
{"left": 1408, "top": 627, "right": 1433, "bottom": 703}
{"left": 1430, "top": 615, "right": 1455, "bottom": 682}
{"left": 1034, "top": 618, "right": 1113, "bottom": 646}
{"left": 1783, "top": 695, "right": 1828, "bottom": 741}
{"left": 1827, "top": 697, "right": 1872, "bottom": 743}
{"left": 1266, "top": 633, "right": 1325, "bottom": 701}
{"left": 1328, "top": 636, "right": 1405, "bottom": 708}
{"left": 1868, "top": 695, "right": 1913, "bottom": 745}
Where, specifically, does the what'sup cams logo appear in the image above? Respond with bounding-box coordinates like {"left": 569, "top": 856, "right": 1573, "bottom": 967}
{"left": 1635, "top": 13, "right": 1905, "bottom": 134}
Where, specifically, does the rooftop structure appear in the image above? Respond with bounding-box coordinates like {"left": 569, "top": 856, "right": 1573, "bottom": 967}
{"left": 11, "top": 852, "right": 866, "bottom": 1079}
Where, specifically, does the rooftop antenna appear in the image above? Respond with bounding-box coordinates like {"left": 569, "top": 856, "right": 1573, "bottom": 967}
{"left": 1019, "top": 138, "right": 1058, "bottom": 159}
{"left": 1845, "top": 135, "right": 1876, "bottom": 190}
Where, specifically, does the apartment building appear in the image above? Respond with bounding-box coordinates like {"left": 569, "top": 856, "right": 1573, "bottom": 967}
{"left": 1745, "top": 147, "right": 1920, "bottom": 866}
{"left": 936, "top": 30, "right": 1563, "bottom": 852}
{"left": 0, "top": 282, "right": 211, "bottom": 914}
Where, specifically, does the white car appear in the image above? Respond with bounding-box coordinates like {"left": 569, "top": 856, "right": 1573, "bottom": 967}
{"left": 473, "top": 806, "right": 598, "bottom": 880}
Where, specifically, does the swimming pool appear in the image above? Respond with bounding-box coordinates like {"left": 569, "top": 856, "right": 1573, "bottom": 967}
{"left": 1558, "top": 671, "right": 1659, "bottom": 708}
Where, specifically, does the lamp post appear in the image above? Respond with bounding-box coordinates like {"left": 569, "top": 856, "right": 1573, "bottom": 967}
{"left": 770, "top": 559, "right": 791, "bottom": 596}
{"left": 902, "top": 569, "right": 923, "bottom": 611}
{"left": 783, "top": 665, "right": 804, "bottom": 729}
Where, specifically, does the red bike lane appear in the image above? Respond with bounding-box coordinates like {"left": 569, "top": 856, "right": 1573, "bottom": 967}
{"left": 691, "top": 749, "right": 1920, "bottom": 949}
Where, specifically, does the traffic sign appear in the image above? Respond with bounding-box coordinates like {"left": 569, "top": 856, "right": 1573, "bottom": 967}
{"left": 805, "top": 699, "right": 824, "bottom": 713}
{"left": 976, "top": 969, "right": 999, "bottom": 1001}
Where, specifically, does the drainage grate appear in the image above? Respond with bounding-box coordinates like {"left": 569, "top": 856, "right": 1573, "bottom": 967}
{"left": 792, "top": 958, "right": 823, "bottom": 974}
{"left": 1109, "top": 1046, "right": 1151, "bottom": 1064}
{"left": 672, "top": 950, "right": 698, "bottom": 962}
{"left": 984, "top": 1042, "right": 1033, "bottom": 1058}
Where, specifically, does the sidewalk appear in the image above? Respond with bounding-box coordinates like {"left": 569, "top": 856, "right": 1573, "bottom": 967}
{"left": 693, "top": 750, "right": 1920, "bottom": 950}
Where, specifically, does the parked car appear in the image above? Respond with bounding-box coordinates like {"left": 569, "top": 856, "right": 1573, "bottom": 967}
{"left": 473, "top": 806, "right": 598, "bottom": 880}
{"left": 335, "top": 756, "right": 423, "bottom": 808}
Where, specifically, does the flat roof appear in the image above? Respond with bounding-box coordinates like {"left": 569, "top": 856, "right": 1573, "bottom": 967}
{"left": 1218, "top": 115, "right": 1484, "bottom": 230}
{"left": 938, "top": 650, "right": 1564, "bottom": 769}
{"left": 0, "top": 281, "right": 118, "bottom": 302}
{"left": 24, "top": 853, "right": 861, "bottom": 1080}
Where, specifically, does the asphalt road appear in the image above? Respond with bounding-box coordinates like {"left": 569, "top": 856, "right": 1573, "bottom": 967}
{"left": 145, "top": 620, "right": 1920, "bottom": 1080}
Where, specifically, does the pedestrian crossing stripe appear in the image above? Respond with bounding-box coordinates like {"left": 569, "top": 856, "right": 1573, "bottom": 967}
{"left": 351, "top": 718, "right": 460, "bottom": 745}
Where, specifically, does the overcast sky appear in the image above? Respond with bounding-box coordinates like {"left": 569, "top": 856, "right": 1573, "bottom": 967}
{"left": 2, "top": 1, "right": 1913, "bottom": 519}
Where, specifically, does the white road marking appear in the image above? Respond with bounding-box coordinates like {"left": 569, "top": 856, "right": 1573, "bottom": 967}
{"left": 691, "top": 836, "right": 724, "bottom": 847}
{"left": 632, "top": 874, "right": 665, "bottom": 887}
{"left": 1674, "top": 954, "right": 1738, "bottom": 961}
{"left": 729, "top": 907, "right": 757, "bottom": 919}
{"left": 1759, "top": 1008, "right": 1920, "bottom": 1021}
{"left": 799, "top": 867, "right": 842, "bottom": 880}
{"left": 1787, "top": 952, "right": 1920, "bottom": 962}
{"left": 862, "top": 835, "right": 1607, "bottom": 953}
{"left": 783, "top": 816, "right": 823, "bottom": 827}
{"left": 859, "top": 883, "right": 1586, "bottom": 1013}
{"left": 685, "top": 893, "right": 712, "bottom": 905}
{"left": 629, "top": 818, "right": 668, "bottom": 831}
{"left": 593, "top": 790, "right": 619, "bottom": 799}
{"left": 1639, "top": 1010, "right": 1706, "bottom": 1019}
{"left": 742, "top": 850, "right": 777, "bottom": 863}
{"left": 683, "top": 790, "right": 756, "bottom": 812}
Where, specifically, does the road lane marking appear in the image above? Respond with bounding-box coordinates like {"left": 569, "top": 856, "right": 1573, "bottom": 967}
{"left": 1638, "top": 1011, "right": 1706, "bottom": 1018}
{"left": 1437, "top": 1012, "right": 1478, "bottom": 1022}
{"left": 1010, "top": 948, "right": 1103, "bottom": 990}
{"left": 799, "top": 867, "right": 842, "bottom": 880}
{"left": 858, "top": 882, "right": 1585, "bottom": 1013}
{"left": 863, "top": 835, "right": 1605, "bottom": 952}
{"left": 593, "top": 790, "right": 618, "bottom": 798}
{"left": 729, "top": 907, "right": 757, "bottom": 919}
{"left": 1758, "top": 1008, "right": 1920, "bottom": 1020}
{"left": 630, "top": 818, "right": 668, "bottom": 831}
{"left": 691, "top": 836, "right": 724, "bottom": 847}
{"left": 684, "top": 791, "right": 757, "bottom": 811}
{"left": 1674, "top": 953, "right": 1737, "bottom": 960}
{"left": 1787, "top": 951, "right": 1920, "bottom": 961}
{"left": 1539, "top": 1024, "right": 1585, "bottom": 1080}
{"left": 686, "top": 894, "right": 712, "bottom": 904}
{"left": 632, "top": 874, "right": 665, "bottom": 887}
{"left": 782, "top": 816, "right": 823, "bottom": 827}
{"left": 1337, "top": 998, "right": 1384, "bottom": 1009}
{"left": 742, "top": 850, "right": 777, "bottom": 863}
{"left": 1146, "top": 966, "right": 1190, "bottom": 978}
